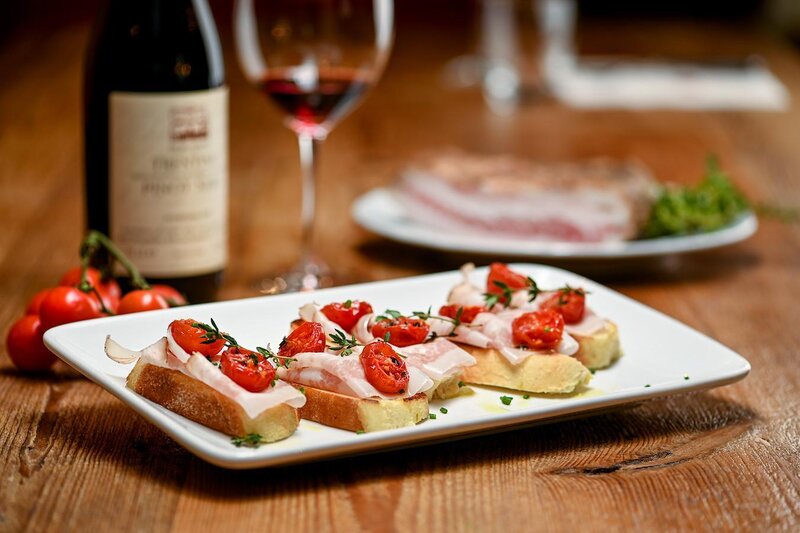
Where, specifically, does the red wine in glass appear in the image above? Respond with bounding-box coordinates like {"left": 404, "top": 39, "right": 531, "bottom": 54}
{"left": 258, "top": 67, "right": 369, "bottom": 134}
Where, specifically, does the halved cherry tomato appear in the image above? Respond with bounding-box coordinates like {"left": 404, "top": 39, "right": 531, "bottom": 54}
{"left": 220, "top": 346, "right": 275, "bottom": 392}
{"left": 438, "top": 304, "right": 487, "bottom": 324}
{"left": 26, "top": 288, "right": 52, "bottom": 315}
{"left": 59, "top": 266, "right": 121, "bottom": 312}
{"left": 6, "top": 315, "right": 56, "bottom": 371}
{"left": 321, "top": 300, "right": 373, "bottom": 331}
{"left": 371, "top": 316, "right": 429, "bottom": 347}
{"left": 117, "top": 290, "right": 169, "bottom": 315}
{"left": 278, "top": 321, "right": 326, "bottom": 358}
{"left": 512, "top": 309, "right": 564, "bottom": 351}
{"left": 39, "top": 286, "right": 104, "bottom": 330}
{"left": 540, "top": 287, "right": 586, "bottom": 324}
{"left": 169, "top": 319, "right": 225, "bottom": 357}
{"left": 486, "top": 262, "right": 529, "bottom": 295}
{"left": 360, "top": 341, "right": 409, "bottom": 394}
{"left": 151, "top": 284, "right": 187, "bottom": 307}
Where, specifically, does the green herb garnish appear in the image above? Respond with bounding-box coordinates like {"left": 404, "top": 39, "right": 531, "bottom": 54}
{"left": 642, "top": 156, "right": 749, "bottom": 238}
{"left": 429, "top": 413, "right": 437, "bottom": 420}
{"left": 193, "top": 318, "right": 238, "bottom": 347}
{"left": 439, "top": 407, "right": 448, "bottom": 414}
{"left": 328, "top": 329, "right": 361, "bottom": 356}
{"left": 500, "top": 395, "right": 513, "bottom": 406}
{"left": 522, "top": 394, "right": 530, "bottom": 399}
{"left": 231, "top": 433, "right": 264, "bottom": 447}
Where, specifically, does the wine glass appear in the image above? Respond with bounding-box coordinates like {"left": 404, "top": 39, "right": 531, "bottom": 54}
{"left": 234, "top": 0, "right": 394, "bottom": 292}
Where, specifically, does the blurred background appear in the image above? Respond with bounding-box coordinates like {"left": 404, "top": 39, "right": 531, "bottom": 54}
{"left": 1, "top": 0, "right": 798, "bottom": 293}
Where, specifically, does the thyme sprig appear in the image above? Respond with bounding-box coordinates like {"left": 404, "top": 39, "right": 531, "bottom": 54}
{"left": 328, "top": 329, "right": 362, "bottom": 356}
{"left": 527, "top": 277, "right": 541, "bottom": 302}
{"left": 411, "top": 306, "right": 463, "bottom": 329}
{"left": 192, "top": 318, "right": 238, "bottom": 348}
{"left": 375, "top": 309, "right": 403, "bottom": 322}
{"left": 483, "top": 276, "right": 542, "bottom": 309}
{"left": 256, "top": 345, "right": 295, "bottom": 368}
{"left": 483, "top": 280, "right": 514, "bottom": 309}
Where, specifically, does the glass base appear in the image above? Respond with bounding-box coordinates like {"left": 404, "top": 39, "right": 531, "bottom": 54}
{"left": 255, "top": 257, "right": 334, "bottom": 294}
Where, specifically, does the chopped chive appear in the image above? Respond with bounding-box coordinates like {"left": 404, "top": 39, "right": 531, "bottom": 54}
{"left": 644, "top": 384, "right": 651, "bottom": 388}
{"left": 684, "top": 374, "right": 690, "bottom": 380}
{"left": 439, "top": 407, "right": 448, "bottom": 414}
{"left": 500, "top": 395, "right": 513, "bottom": 406}
{"left": 457, "top": 380, "right": 465, "bottom": 388}
{"left": 356, "top": 430, "right": 365, "bottom": 435}
{"left": 429, "top": 413, "right": 437, "bottom": 420}
{"left": 522, "top": 394, "right": 530, "bottom": 399}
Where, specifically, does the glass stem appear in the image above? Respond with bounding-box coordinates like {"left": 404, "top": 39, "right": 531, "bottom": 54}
{"left": 297, "top": 133, "right": 321, "bottom": 268}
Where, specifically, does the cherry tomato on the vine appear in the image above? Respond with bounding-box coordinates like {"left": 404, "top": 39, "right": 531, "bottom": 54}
{"left": 360, "top": 341, "right": 409, "bottom": 394}
{"left": 39, "top": 286, "right": 104, "bottom": 330}
{"left": 371, "top": 316, "right": 429, "bottom": 347}
{"left": 511, "top": 309, "right": 564, "bottom": 351}
{"left": 151, "top": 285, "right": 187, "bottom": 307}
{"left": 169, "top": 318, "right": 225, "bottom": 357}
{"left": 59, "top": 266, "right": 121, "bottom": 312}
{"left": 26, "top": 288, "right": 52, "bottom": 315}
{"left": 5, "top": 315, "right": 56, "bottom": 371}
{"left": 540, "top": 287, "right": 586, "bottom": 324}
{"left": 438, "top": 304, "right": 487, "bottom": 324}
{"left": 321, "top": 300, "right": 373, "bottom": 332}
{"left": 278, "top": 321, "right": 326, "bottom": 358}
{"left": 220, "top": 346, "right": 276, "bottom": 392}
{"left": 117, "top": 290, "right": 169, "bottom": 315}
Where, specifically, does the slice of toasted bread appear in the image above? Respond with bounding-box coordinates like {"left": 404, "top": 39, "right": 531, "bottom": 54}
{"left": 572, "top": 320, "right": 622, "bottom": 370}
{"left": 458, "top": 345, "right": 591, "bottom": 394}
{"left": 296, "top": 385, "right": 429, "bottom": 432}
{"left": 127, "top": 360, "right": 299, "bottom": 442}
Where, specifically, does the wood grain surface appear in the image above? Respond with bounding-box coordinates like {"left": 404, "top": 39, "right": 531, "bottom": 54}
{"left": 1, "top": 3, "right": 798, "bottom": 532}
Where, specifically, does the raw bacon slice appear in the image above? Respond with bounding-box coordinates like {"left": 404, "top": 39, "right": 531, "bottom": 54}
{"left": 395, "top": 150, "right": 658, "bottom": 242}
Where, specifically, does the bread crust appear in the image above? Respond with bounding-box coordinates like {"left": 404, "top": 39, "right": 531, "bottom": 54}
{"left": 297, "top": 385, "right": 429, "bottom": 432}
{"left": 127, "top": 360, "right": 299, "bottom": 442}
{"left": 458, "top": 345, "right": 591, "bottom": 394}
{"left": 572, "top": 320, "right": 622, "bottom": 370}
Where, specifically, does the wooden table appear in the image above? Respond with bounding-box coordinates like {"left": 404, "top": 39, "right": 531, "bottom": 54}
{"left": 1, "top": 4, "right": 799, "bottom": 531}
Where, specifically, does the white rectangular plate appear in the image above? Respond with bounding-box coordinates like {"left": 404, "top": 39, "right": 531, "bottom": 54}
{"left": 44, "top": 264, "right": 750, "bottom": 469}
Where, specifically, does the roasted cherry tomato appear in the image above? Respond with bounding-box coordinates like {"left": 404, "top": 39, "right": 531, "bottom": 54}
{"left": 540, "top": 287, "right": 586, "bottom": 324}
{"left": 59, "top": 266, "right": 121, "bottom": 312}
{"left": 117, "top": 290, "right": 169, "bottom": 315}
{"left": 278, "top": 321, "right": 326, "bottom": 358}
{"left": 486, "top": 262, "right": 529, "bottom": 295}
{"left": 26, "top": 288, "right": 52, "bottom": 315}
{"left": 151, "top": 284, "right": 187, "bottom": 307}
{"left": 360, "top": 341, "right": 409, "bottom": 394}
{"left": 438, "top": 304, "right": 487, "bottom": 324}
{"left": 321, "top": 300, "right": 373, "bottom": 331}
{"left": 6, "top": 315, "right": 56, "bottom": 371}
{"left": 512, "top": 309, "right": 565, "bottom": 351}
{"left": 169, "top": 319, "right": 225, "bottom": 357}
{"left": 220, "top": 346, "right": 276, "bottom": 392}
{"left": 371, "top": 316, "right": 429, "bottom": 347}
{"left": 39, "top": 286, "right": 104, "bottom": 330}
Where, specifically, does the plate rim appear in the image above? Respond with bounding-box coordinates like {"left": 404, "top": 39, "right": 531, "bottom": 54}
{"left": 43, "top": 263, "right": 751, "bottom": 469}
{"left": 352, "top": 188, "right": 758, "bottom": 259}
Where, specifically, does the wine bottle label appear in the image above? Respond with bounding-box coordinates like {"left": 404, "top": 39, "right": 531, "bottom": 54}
{"left": 109, "top": 88, "right": 228, "bottom": 277}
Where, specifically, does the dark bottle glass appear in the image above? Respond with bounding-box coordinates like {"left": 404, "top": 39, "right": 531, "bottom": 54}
{"left": 84, "top": 0, "right": 227, "bottom": 303}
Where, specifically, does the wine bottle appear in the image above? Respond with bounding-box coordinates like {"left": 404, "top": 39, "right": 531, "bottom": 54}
{"left": 84, "top": 0, "right": 227, "bottom": 303}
